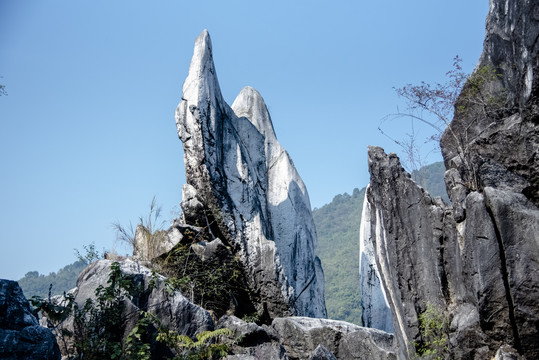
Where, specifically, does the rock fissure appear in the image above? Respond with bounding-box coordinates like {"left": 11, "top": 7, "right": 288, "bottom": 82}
{"left": 485, "top": 202, "right": 522, "bottom": 354}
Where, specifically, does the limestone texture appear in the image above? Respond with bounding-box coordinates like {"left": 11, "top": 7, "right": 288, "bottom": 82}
{"left": 358, "top": 186, "right": 393, "bottom": 333}
{"left": 361, "top": 0, "right": 539, "bottom": 358}
{"left": 272, "top": 317, "right": 396, "bottom": 360}
{"left": 218, "top": 315, "right": 288, "bottom": 360}
{"left": 0, "top": 279, "right": 60, "bottom": 360}
{"left": 48, "top": 259, "right": 214, "bottom": 358}
{"left": 174, "top": 30, "right": 326, "bottom": 318}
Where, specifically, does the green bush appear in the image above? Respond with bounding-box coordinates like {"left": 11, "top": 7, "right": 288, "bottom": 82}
{"left": 157, "top": 327, "right": 233, "bottom": 360}
{"left": 157, "top": 242, "right": 254, "bottom": 320}
{"left": 412, "top": 303, "right": 449, "bottom": 360}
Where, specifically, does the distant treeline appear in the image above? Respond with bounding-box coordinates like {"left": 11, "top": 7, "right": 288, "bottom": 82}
{"left": 18, "top": 260, "right": 88, "bottom": 299}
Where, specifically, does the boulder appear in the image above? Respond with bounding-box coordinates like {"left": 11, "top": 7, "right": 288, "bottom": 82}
{"left": 272, "top": 317, "right": 396, "bottom": 360}
{"left": 218, "top": 315, "right": 287, "bottom": 360}
{"left": 0, "top": 279, "right": 60, "bottom": 360}
{"left": 310, "top": 345, "right": 337, "bottom": 360}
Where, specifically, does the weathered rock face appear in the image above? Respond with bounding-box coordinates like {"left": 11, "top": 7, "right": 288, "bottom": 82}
{"left": 175, "top": 30, "right": 326, "bottom": 318}
{"left": 362, "top": 0, "right": 539, "bottom": 358}
{"left": 364, "top": 147, "right": 458, "bottom": 359}
{"left": 133, "top": 223, "right": 179, "bottom": 261}
{"left": 212, "top": 315, "right": 396, "bottom": 359}
{"left": 48, "top": 259, "right": 214, "bottom": 358}
{"left": 0, "top": 279, "right": 61, "bottom": 360}
{"left": 358, "top": 186, "right": 393, "bottom": 333}
{"left": 440, "top": 0, "right": 539, "bottom": 206}
{"left": 271, "top": 317, "right": 396, "bottom": 360}
{"left": 217, "top": 315, "right": 288, "bottom": 360}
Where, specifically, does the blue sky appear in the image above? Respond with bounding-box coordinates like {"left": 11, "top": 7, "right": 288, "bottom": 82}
{"left": 0, "top": 0, "right": 488, "bottom": 280}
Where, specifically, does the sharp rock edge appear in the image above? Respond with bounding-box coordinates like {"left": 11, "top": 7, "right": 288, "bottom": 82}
{"left": 362, "top": 0, "right": 539, "bottom": 358}
{"left": 175, "top": 30, "right": 327, "bottom": 319}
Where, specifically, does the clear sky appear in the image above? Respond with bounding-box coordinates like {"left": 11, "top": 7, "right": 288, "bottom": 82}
{"left": 0, "top": 0, "right": 488, "bottom": 280}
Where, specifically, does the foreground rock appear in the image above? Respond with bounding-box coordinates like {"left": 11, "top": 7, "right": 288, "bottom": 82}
{"left": 218, "top": 315, "right": 288, "bottom": 360}
{"left": 47, "top": 259, "right": 214, "bottom": 358}
{"left": 272, "top": 317, "right": 396, "bottom": 360}
{"left": 361, "top": 1, "right": 539, "bottom": 358}
{"left": 174, "top": 30, "right": 326, "bottom": 318}
{"left": 214, "top": 315, "right": 396, "bottom": 360}
{"left": 0, "top": 279, "right": 60, "bottom": 360}
{"left": 48, "top": 261, "right": 393, "bottom": 360}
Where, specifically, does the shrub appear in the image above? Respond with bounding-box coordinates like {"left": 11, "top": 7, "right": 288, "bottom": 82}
{"left": 412, "top": 303, "right": 449, "bottom": 360}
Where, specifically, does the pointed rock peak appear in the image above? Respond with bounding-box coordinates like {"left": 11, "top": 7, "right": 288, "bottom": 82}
{"left": 191, "top": 29, "right": 213, "bottom": 72}
{"left": 182, "top": 30, "right": 222, "bottom": 101}
{"left": 232, "top": 86, "right": 277, "bottom": 141}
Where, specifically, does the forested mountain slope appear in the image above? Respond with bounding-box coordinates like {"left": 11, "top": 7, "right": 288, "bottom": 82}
{"left": 17, "top": 260, "right": 87, "bottom": 298}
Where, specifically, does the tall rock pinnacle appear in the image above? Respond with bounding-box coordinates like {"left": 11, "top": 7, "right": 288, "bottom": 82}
{"left": 360, "top": 0, "right": 539, "bottom": 358}
{"left": 175, "top": 30, "right": 327, "bottom": 319}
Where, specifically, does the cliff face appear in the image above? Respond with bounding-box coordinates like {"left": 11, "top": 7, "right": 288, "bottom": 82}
{"left": 362, "top": 0, "right": 539, "bottom": 358}
{"left": 358, "top": 187, "right": 394, "bottom": 333}
{"left": 174, "top": 30, "right": 326, "bottom": 319}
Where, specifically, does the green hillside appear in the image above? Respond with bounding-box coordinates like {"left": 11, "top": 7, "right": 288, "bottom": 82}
{"left": 314, "top": 187, "right": 365, "bottom": 324}
{"left": 411, "top": 161, "right": 450, "bottom": 203}
{"left": 18, "top": 260, "right": 87, "bottom": 299}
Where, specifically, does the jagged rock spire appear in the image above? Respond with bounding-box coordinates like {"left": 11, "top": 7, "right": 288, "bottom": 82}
{"left": 175, "top": 30, "right": 327, "bottom": 318}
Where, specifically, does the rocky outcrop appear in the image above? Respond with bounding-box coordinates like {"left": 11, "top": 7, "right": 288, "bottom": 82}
{"left": 174, "top": 30, "right": 326, "bottom": 318}
{"left": 361, "top": 0, "right": 539, "bottom": 358}
{"left": 218, "top": 315, "right": 288, "bottom": 360}
{"left": 212, "top": 315, "right": 396, "bottom": 359}
{"left": 363, "top": 148, "right": 455, "bottom": 359}
{"left": 0, "top": 279, "right": 61, "bottom": 360}
{"left": 440, "top": 0, "right": 539, "bottom": 206}
{"left": 272, "top": 317, "right": 396, "bottom": 360}
{"left": 48, "top": 259, "right": 214, "bottom": 358}
{"left": 133, "top": 223, "right": 179, "bottom": 261}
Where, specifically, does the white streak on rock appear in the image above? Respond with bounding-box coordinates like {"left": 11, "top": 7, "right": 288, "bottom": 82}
{"left": 359, "top": 186, "right": 394, "bottom": 333}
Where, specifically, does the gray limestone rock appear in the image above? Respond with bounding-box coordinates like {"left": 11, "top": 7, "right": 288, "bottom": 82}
{"left": 363, "top": 145, "right": 539, "bottom": 359}
{"left": 441, "top": 0, "right": 539, "bottom": 207}
{"left": 218, "top": 315, "right": 287, "bottom": 360}
{"left": 364, "top": 147, "right": 455, "bottom": 359}
{"left": 0, "top": 279, "right": 60, "bottom": 360}
{"left": 494, "top": 345, "right": 523, "bottom": 360}
{"left": 272, "top": 317, "right": 396, "bottom": 360}
{"left": 52, "top": 259, "right": 213, "bottom": 357}
{"left": 310, "top": 344, "right": 337, "bottom": 360}
{"left": 358, "top": 186, "right": 393, "bottom": 333}
{"left": 174, "top": 30, "right": 326, "bottom": 318}
{"left": 362, "top": 0, "right": 539, "bottom": 358}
